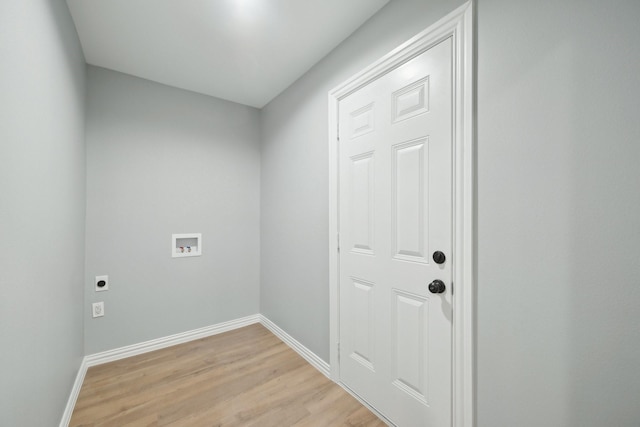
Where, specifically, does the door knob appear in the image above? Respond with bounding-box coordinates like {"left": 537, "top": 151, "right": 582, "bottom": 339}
{"left": 432, "top": 251, "right": 446, "bottom": 264}
{"left": 428, "top": 279, "right": 446, "bottom": 294}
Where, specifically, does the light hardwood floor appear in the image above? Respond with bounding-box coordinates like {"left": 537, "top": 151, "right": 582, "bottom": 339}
{"left": 70, "top": 323, "right": 386, "bottom": 426}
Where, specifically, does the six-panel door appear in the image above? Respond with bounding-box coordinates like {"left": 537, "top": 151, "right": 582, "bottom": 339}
{"left": 339, "top": 37, "right": 453, "bottom": 426}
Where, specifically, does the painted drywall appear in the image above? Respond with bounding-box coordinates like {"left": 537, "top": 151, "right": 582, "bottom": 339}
{"left": 84, "top": 67, "right": 261, "bottom": 353}
{"left": 264, "top": 0, "right": 640, "bottom": 425}
{"left": 476, "top": 0, "right": 640, "bottom": 425}
{"left": 0, "top": 0, "right": 86, "bottom": 425}
{"left": 260, "top": 0, "right": 465, "bottom": 362}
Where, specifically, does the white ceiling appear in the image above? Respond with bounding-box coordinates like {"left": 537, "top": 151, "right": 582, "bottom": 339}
{"left": 67, "top": 0, "right": 389, "bottom": 108}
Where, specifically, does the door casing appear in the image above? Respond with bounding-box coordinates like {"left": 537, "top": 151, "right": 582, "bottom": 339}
{"left": 327, "top": 2, "right": 475, "bottom": 426}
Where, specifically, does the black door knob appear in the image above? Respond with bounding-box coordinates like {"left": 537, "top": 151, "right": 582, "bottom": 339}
{"left": 428, "top": 279, "right": 446, "bottom": 294}
{"left": 432, "top": 251, "right": 446, "bottom": 264}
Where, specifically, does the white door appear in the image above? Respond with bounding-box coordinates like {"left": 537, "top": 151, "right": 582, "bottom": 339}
{"left": 338, "top": 37, "right": 453, "bottom": 426}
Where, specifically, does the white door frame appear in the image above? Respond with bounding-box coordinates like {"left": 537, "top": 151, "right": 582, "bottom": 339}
{"left": 328, "top": 2, "right": 475, "bottom": 426}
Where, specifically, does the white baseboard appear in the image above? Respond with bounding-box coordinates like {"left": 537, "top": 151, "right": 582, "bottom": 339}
{"left": 84, "top": 314, "right": 260, "bottom": 367}
{"left": 59, "top": 313, "right": 332, "bottom": 426}
{"left": 259, "top": 314, "right": 331, "bottom": 378}
{"left": 257, "top": 317, "right": 389, "bottom": 424}
{"left": 59, "top": 314, "right": 260, "bottom": 426}
{"left": 59, "top": 357, "right": 88, "bottom": 427}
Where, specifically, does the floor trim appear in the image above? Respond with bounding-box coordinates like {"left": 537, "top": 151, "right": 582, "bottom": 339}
{"left": 59, "top": 314, "right": 334, "bottom": 426}
{"left": 59, "top": 314, "right": 260, "bottom": 427}
{"left": 84, "top": 314, "right": 260, "bottom": 367}
{"left": 59, "top": 357, "right": 88, "bottom": 427}
{"left": 259, "top": 314, "right": 331, "bottom": 378}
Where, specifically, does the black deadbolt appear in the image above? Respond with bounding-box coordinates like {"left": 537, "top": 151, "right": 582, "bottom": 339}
{"left": 428, "top": 279, "right": 446, "bottom": 294}
{"left": 432, "top": 251, "right": 446, "bottom": 264}
{"left": 97, "top": 280, "right": 106, "bottom": 288}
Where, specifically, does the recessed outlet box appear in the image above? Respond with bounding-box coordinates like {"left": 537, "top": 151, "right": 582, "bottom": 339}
{"left": 92, "top": 302, "right": 104, "bottom": 318}
{"left": 95, "top": 275, "right": 109, "bottom": 292}
{"left": 172, "top": 233, "right": 202, "bottom": 258}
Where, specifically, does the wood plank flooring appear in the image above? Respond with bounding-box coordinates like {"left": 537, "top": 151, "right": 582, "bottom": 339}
{"left": 70, "top": 323, "right": 386, "bottom": 426}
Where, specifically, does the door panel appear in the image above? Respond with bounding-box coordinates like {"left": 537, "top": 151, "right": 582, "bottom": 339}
{"left": 350, "top": 277, "right": 375, "bottom": 371}
{"left": 392, "top": 138, "right": 429, "bottom": 263}
{"left": 392, "top": 77, "right": 429, "bottom": 123}
{"left": 339, "top": 37, "right": 453, "bottom": 426}
{"left": 392, "top": 290, "right": 429, "bottom": 404}
{"left": 350, "top": 103, "right": 375, "bottom": 138}
{"left": 350, "top": 153, "right": 375, "bottom": 255}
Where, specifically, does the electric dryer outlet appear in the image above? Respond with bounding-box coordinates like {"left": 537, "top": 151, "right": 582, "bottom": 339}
{"left": 95, "top": 275, "right": 108, "bottom": 292}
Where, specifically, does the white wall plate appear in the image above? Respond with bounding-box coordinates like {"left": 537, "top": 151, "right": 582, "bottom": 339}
{"left": 172, "top": 233, "right": 202, "bottom": 258}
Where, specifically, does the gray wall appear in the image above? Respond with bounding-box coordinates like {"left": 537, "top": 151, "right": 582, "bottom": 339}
{"left": 262, "top": 0, "right": 640, "bottom": 425}
{"left": 477, "top": 0, "right": 640, "bottom": 425}
{"left": 260, "top": 0, "right": 465, "bottom": 362}
{"left": 0, "top": 0, "right": 86, "bottom": 425}
{"left": 84, "top": 67, "right": 261, "bottom": 353}
{"left": 2, "top": 0, "right": 638, "bottom": 424}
